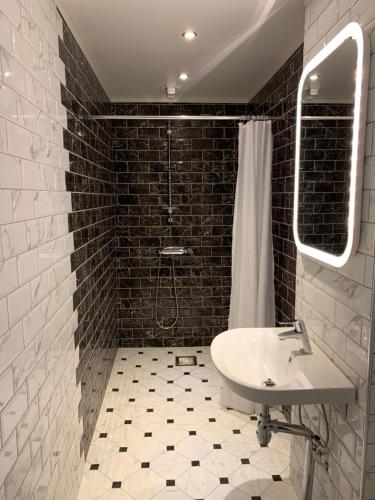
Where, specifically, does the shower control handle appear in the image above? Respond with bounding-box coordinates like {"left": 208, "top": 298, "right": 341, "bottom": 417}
{"left": 159, "top": 246, "right": 193, "bottom": 256}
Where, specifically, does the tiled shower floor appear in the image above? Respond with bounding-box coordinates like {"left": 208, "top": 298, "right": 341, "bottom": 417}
{"left": 77, "top": 347, "right": 297, "bottom": 500}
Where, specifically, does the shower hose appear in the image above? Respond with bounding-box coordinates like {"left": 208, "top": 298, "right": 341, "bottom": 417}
{"left": 155, "top": 254, "right": 179, "bottom": 329}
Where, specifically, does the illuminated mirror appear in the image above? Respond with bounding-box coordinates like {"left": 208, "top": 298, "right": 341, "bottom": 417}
{"left": 294, "top": 22, "right": 369, "bottom": 267}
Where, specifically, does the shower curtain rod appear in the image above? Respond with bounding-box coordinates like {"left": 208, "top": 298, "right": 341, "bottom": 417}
{"left": 90, "top": 114, "right": 285, "bottom": 121}
{"left": 90, "top": 114, "right": 353, "bottom": 121}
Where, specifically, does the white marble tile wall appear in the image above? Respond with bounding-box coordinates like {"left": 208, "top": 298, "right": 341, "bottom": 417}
{"left": 291, "top": 1, "right": 375, "bottom": 500}
{"left": 0, "top": 1, "right": 83, "bottom": 499}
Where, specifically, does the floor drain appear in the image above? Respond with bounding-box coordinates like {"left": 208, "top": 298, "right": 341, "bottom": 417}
{"left": 175, "top": 356, "right": 197, "bottom": 367}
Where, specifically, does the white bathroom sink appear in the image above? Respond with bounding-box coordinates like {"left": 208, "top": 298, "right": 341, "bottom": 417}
{"left": 211, "top": 328, "right": 355, "bottom": 406}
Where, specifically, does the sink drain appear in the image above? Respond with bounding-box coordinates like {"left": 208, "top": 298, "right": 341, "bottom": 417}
{"left": 263, "top": 378, "right": 276, "bottom": 387}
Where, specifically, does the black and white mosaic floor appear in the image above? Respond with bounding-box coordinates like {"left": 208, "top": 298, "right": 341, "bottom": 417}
{"left": 77, "top": 347, "right": 296, "bottom": 500}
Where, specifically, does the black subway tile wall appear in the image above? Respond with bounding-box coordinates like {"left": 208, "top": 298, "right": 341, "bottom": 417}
{"left": 248, "top": 46, "right": 303, "bottom": 322}
{"left": 59, "top": 19, "right": 117, "bottom": 457}
{"left": 110, "top": 103, "right": 247, "bottom": 347}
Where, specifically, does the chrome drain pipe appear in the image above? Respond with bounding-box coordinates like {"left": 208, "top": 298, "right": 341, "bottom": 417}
{"left": 257, "top": 404, "right": 321, "bottom": 500}
{"left": 257, "top": 405, "right": 272, "bottom": 447}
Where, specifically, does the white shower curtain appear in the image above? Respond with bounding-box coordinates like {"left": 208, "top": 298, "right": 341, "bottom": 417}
{"left": 221, "top": 120, "right": 275, "bottom": 414}
{"left": 228, "top": 120, "right": 275, "bottom": 329}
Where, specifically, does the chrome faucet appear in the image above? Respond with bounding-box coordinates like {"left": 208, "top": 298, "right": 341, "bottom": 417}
{"left": 278, "top": 319, "right": 313, "bottom": 355}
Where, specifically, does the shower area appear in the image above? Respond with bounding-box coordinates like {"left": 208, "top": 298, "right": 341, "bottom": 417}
{"left": 111, "top": 105, "right": 247, "bottom": 348}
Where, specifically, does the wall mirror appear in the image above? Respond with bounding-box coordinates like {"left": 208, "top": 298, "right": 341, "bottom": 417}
{"left": 294, "top": 22, "right": 369, "bottom": 267}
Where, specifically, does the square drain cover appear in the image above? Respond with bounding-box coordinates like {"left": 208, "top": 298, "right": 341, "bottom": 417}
{"left": 175, "top": 356, "right": 197, "bottom": 367}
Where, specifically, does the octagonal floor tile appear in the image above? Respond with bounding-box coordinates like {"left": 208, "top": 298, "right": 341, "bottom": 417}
{"left": 121, "top": 468, "right": 165, "bottom": 499}
{"left": 100, "top": 453, "right": 141, "bottom": 481}
{"left": 200, "top": 449, "right": 241, "bottom": 477}
{"left": 176, "top": 466, "right": 219, "bottom": 498}
{"left": 151, "top": 450, "right": 190, "bottom": 479}
{"left": 175, "top": 435, "right": 213, "bottom": 460}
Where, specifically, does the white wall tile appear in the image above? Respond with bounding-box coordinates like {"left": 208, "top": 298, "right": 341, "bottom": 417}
{"left": 20, "top": 7, "right": 41, "bottom": 54}
{"left": 16, "top": 395, "right": 38, "bottom": 452}
{"left": 0, "top": 11, "right": 13, "bottom": 54}
{"left": 358, "top": 222, "right": 375, "bottom": 255}
{"left": 18, "top": 248, "right": 39, "bottom": 284}
{"left": 368, "top": 87, "right": 375, "bottom": 124}
{"left": 0, "top": 257, "right": 19, "bottom": 298}
{"left": 317, "top": 1, "right": 339, "bottom": 39}
{"left": 323, "top": 321, "right": 346, "bottom": 358}
{"left": 0, "top": 154, "right": 22, "bottom": 189}
{"left": 4, "top": 434, "right": 31, "bottom": 500}
{"left": 338, "top": 0, "right": 358, "bottom": 17}
{"left": 293, "top": 2, "right": 375, "bottom": 500}
{"left": 21, "top": 159, "right": 41, "bottom": 190}
{"left": 12, "top": 189, "right": 34, "bottom": 221}
{"left": 0, "top": 321, "right": 24, "bottom": 377}
{"left": 0, "top": 2, "right": 81, "bottom": 498}
{"left": 0, "top": 0, "right": 21, "bottom": 29}
{"left": 25, "top": 72, "right": 44, "bottom": 112}
{"left": 0, "top": 383, "right": 27, "bottom": 444}
{"left": 0, "top": 48, "right": 26, "bottom": 96}
{"left": 0, "top": 83, "right": 18, "bottom": 123}
{"left": 1, "top": 221, "right": 28, "bottom": 259}
{"left": 6, "top": 121, "right": 31, "bottom": 160}
{"left": 351, "top": 0, "right": 375, "bottom": 29}
{"left": 0, "top": 298, "right": 8, "bottom": 336}
{"left": 11, "top": 26, "right": 33, "bottom": 72}
{"left": 0, "top": 116, "right": 8, "bottom": 153}
{"left": 22, "top": 302, "right": 43, "bottom": 347}
{"left": 0, "top": 366, "right": 14, "bottom": 412}
{"left": 7, "top": 282, "right": 31, "bottom": 326}
{"left": 17, "top": 94, "right": 39, "bottom": 133}
{"left": 0, "top": 190, "right": 13, "bottom": 224}
{"left": 25, "top": 217, "right": 45, "bottom": 249}
{"left": 33, "top": 190, "right": 50, "bottom": 217}
{"left": 370, "top": 385, "right": 375, "bottom": 414}
{"left": 30, "top": 271, "right": 48, "bottom": 306}
{"left": 0, "top": 431, "right": 17, "bottom": 486}
{"left": 335, "top": 302, "right": 363, "bottom": 344}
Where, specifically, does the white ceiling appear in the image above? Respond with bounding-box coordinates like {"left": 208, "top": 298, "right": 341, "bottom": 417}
{"left": 56, "top": 0, "right": 305, "bottom": 103}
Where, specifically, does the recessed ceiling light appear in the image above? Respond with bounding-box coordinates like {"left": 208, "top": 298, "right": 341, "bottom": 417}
{"left": 182, "top": 30, "right": 197, "bottom": 40}
{"left": 309, "top": 73, "right": 319, "bottom": 81}
{"left": 178, "top": 72, "right": 189, "bottom": 81}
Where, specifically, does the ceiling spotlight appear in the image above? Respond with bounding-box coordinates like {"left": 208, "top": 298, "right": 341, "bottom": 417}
{"left": 309, "top": 73, "right": 319, "bottom": 81}
{"left": 182, "top": 30, "right": 197, "bottom": 40}
{"left": 178, "top": 72, "right": 189, "bottom": 81}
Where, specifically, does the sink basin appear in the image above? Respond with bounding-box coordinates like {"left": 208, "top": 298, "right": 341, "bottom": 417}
{"left": 211, "top": 328, "right": 355, "bottom": 406}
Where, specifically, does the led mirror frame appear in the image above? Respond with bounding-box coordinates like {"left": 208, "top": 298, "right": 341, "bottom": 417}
{"left": 293, "top": 22, "right": 369, "bottom": 268}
